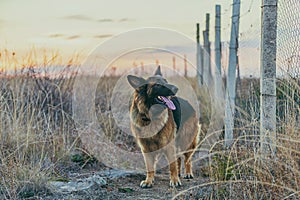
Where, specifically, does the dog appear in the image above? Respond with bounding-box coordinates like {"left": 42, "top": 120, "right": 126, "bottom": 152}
{"left": 127, "top": 66, "right": 200, "bottom": 188}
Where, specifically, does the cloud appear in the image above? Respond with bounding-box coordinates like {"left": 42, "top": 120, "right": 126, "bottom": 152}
{"left": 94, "top": 34, "right": 113, "bottom": 39}
{"left": 48, "top": 33, "right": 81, "bottom": 40}
{"left": 47, "top": 33, "right": 113, "bottom": 40}
{"left": 61, "top": 15, "right": 93, "bottom": 21}
{"left": 163, "top": 44, "right": 196, "bottom": 53}
{"left": 97, "top": 18, "right": 133, "bottom": 23}
{"left": 97, "top": 18, "right": 113, "bottom": 23}
{"left": 118, "top": 18, "right": 133, "bottom": 22}
{"left": 66, "top": 35, "right": 80, "bottom": 40}
{"left": 48, "top": 33, "right": 65, "bottom": 38}
{"left": 60, "top": 15, "right": 133, "bottom": 23}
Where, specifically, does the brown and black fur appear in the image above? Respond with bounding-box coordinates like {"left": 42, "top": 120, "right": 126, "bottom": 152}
{"left": 127, "top": 66, "right": 200, "bottom": 188}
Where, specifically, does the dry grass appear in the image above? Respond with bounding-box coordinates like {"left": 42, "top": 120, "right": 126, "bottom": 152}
{"left": 0, "top": 49, "right": 299, "bottom": 199}
{"left": 0, "top": 49, "right": 78, "bottom": 199}
{"left": 174, "top": 76, "right": 300, "bottom": 199}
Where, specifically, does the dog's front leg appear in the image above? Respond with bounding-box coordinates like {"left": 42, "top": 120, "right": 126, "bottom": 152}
{"left": 165, "top": 145, "right": 181, "bottom": 187}
{"left": 140, "top": 153, "right": 155, "bottom": 188}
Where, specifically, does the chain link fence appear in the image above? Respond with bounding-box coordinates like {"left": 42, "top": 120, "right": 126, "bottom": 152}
{"left": 219, "top": 0, "right": 299, "bottom": 138}
{"left": 276, "top": 0, "right": 300, "bottom": 129}
{"left": 277, "top": 0, "right": 300, "bottom": 78}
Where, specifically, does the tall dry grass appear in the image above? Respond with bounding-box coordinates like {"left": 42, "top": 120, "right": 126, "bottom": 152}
{"left": 174, "top": 76, "right": 300, "bottom": 199}
{"left": 0, "top": 49, "right": 299, "bottom": 199}
{"left": 0, "top": 49, "right": 78, "bottom": 199}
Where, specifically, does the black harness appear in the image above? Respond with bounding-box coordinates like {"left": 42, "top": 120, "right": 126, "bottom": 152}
{"left": 170, "top": 96, "right": 181, "bottom": 131}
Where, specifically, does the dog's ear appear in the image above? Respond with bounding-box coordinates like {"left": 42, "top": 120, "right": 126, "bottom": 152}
{"left": 154, "top": 65, "right": 162, "bottom": 76}
{"left": 127, "top": 75, "right": 146, "bottom": 89}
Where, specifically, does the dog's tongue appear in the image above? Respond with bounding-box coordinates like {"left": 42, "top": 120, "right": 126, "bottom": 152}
{"left": 160, "top": 96, "right": 176, "bottom": 110}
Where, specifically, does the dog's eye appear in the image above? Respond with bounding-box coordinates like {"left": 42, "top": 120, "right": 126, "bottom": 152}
{"left": 151, "top": 85, "right": 163, "bottom": 92}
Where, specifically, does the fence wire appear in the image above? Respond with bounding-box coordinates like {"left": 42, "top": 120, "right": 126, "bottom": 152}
{"left": 277, "top": 0, "right": 300, "bottom": 78}
{"left": 222, "top": 0, "right": 300, "bottom": 138}
{"left": 276, "top": 0, "right": 300, "bottom": 128}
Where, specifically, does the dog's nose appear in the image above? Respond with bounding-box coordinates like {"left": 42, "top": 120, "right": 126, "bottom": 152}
{"left": 172, "top": 86, "right": 178, "bottom": 94}
{"left": 168, "top": 84, "right": 178, "bottom": 94}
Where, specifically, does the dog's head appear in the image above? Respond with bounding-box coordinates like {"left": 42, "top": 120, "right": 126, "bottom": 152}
{"left": 127, "top": 66, "right": 178, "bottom": 114}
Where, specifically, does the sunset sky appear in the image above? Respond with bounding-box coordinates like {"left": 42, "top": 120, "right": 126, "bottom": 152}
{"left": 0, "top": 0, "right": 261, "bottom": 76}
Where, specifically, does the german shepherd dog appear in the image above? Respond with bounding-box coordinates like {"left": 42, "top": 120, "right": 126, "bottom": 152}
{"left": 127, "top": 66, "right": 200, "bottom": 188}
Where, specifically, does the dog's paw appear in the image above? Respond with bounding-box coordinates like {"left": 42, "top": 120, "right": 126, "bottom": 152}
{"left": 169, "top": 178, "right": 181, "bottom": 187}
{"left": 183, "top": 173, "right": 194, "bottom": 179}
{"left": 140, "top": 180, "right": 153, "bottom": 188}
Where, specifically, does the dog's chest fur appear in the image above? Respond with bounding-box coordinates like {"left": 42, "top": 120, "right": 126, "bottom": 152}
{"left": 130, "top": 105, "right": 176, "bottom": 153}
